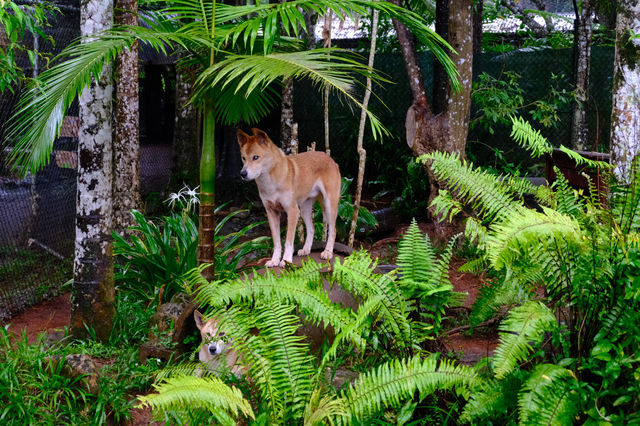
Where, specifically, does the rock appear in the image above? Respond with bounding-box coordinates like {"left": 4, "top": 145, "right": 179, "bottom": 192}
{"left": 44, "top": 329, "right": 69, "bottom": 348}
{"left": 169, "top": 292, "right": 193, "bottom": 308}
{"left": 64, "top": 353, "right": 100, "bottom": 394}
{"left": 149, "top": 302, "right": 183, "bottom": 334}
{"left": 327, "top": 368, "right": 359, "bottom": 391}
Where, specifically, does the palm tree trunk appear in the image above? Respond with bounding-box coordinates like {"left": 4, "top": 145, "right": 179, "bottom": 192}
{"left": 71, "top": 0, "right": 115, "bottom": 341}
{"left": 198, "top": 100, "right": 216, "bottom": 280}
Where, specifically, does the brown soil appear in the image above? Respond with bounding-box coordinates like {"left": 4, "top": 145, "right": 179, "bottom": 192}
{"left": 6, "top": 292, "right": 71, "bottom": 343}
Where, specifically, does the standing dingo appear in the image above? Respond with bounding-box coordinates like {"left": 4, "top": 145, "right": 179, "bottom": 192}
{"left": 237, "top": 128, "right": 341, "bottom": 267}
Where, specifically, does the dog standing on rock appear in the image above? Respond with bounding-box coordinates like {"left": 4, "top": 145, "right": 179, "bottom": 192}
{"left": 237, "top": 128, "right": 341, "bottom": 267}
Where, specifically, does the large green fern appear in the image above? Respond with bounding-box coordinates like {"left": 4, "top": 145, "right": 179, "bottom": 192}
{"left": 338, "top": 354, "right": 480, "bottom": 422}
{"left": 137, "top": 375, "right": 254, "bottom": 423}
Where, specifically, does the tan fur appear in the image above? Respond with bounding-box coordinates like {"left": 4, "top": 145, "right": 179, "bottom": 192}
{"left": 237, "top": 128, "right": 341, "bottom": 267}
{"left": 194, "top": 310, "right": 243, "bottom": 376}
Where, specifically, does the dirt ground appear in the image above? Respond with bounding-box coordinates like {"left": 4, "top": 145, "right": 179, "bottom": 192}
{"left": 4, "top": 221, "right": 498, "bottom": 424}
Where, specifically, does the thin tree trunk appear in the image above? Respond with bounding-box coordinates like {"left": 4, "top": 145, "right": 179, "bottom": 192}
{"left": 280, "top": 77, "right": 294, "bottom": 153}
{"left": 348, "top": 9, "right": 378, "bottom": 248}
{"left": 71, "top": 0, "right": 115, "bottom": 341}
{"left": 610, "top": 0, "right": 640, "bottom": 182}
{"left": 570, "top": 0, "right": 593, "bottom": 151}
{"left": 172, "top": 63, "right": 200, "bottom": 185}
{"left": 473, "top": 0, "right": 483, "bottom": 54}
{"left": 323, "top": 12, "right": 332, "bottom": 156}
{"left": 113, "top": 0, "right": 140, "bottom": 233}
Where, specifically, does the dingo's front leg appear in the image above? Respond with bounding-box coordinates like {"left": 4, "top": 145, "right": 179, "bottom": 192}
{"left": 282, "top": 204, "right": 299, "bottom": 265}
{"left": 265, "top": 208, "right": 282, "bottom": 268}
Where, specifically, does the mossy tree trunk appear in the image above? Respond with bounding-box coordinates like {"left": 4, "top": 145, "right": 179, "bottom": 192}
{"left": 71, "top": 0, "right": 115, "bottom": 341}
{"left": 610, "top": 0, "right": 640, "bottom": 182}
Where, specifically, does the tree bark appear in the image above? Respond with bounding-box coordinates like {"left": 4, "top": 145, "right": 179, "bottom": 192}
{"left": 610, "top": 0, "right": 640, "bottom": 182}
{"left": 172, "top": 63, "right": 200, "bottom": 185}
{"left": 72, "top": 0, "right": 115, "bottom": 341}
{"left": 391, "top": 0, "right": 473, "bottom": 238}
{"left": 280, "top": 77, "right": 294, "bottom": 153}
{"left": 570, "top": 0, "right": 593, "bottom": 151}
{"left": 113, "top": 0, "right": 140, "bottom": 233}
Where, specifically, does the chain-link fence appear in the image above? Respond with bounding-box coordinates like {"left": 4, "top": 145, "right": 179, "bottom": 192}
{"left": 0, "top": 1, "right": 615, "bottom": 323}
{"left": 294, "top": 46, "right": 614, "bottom": 179}
{"left": 0, "top": 0, "right": 172, "bottom": 323}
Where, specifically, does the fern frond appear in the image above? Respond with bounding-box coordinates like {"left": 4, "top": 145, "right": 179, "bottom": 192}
{"left": 461, "top": 371, "right": 523, "bottom": 423}
{"left": 339, "top": 355, "right": 480, "bottom": 422}
{"left": 469, "top": 275, "right": 527, "bottom": 327}
{"left": 518, "top": 364, "right": 578, "bottom": 425}
{"left": 430, "top": 189, "right": 464, "bottom": 222}
{"left": 155, "top": 362, "right": 210, "bottom": 381}
{"left": 557, "top": 145, "right": 611, "bottom": 170}
{"left": 493, "top": 301, "right": 557, "bottom": 379}
{"left": 397, "top": 219, "right": 438, "bottom": 286}
{"left": 333, "top": 252, "right": 412, "bottom": 348}
{"left": 509, "top": 115, "right": 552, "bottom": 158}
{"left": 464, "top": 217, "right": 488, "bottom": 250}
{"left": 550, "top": 170, "right": 585, "bottom": 218}
{"left": 458, "top": 256, "right": 487, "bottom": 274}
{"left": 137, "top": 375, "right": 254, "bottom": 420}
{"left": 419, "top": 151, "right": 525, "bottom": 223}
{"left": 486, "top": 207, "right": 584, "bottom": 271}
{"left": 253, "top": 303, "right": 316, "bottom": 419}
{"left": 304, "top": 387, "right": 346, "bottom": 426}
{"left": 319, "top": 294, "right": 386, "bottom": 372}
{"left": 194, "top": 261, "right": 353, "bottom": 336}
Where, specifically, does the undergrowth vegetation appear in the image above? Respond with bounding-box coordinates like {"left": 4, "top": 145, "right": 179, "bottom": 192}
{"left": 3, "top": 118, "right": 640, "bottom": 423}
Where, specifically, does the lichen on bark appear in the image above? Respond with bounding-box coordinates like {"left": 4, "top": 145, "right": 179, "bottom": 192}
{"left": 610, "top": 0, "right": 640, "bottom": 182}
{"left": 71, "top": 0, "right": 115, "bottom": 341}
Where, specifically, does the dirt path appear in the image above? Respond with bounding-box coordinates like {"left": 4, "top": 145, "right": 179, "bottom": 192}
{"left": 6, "top": 292, "right": 70, "bottom": 343}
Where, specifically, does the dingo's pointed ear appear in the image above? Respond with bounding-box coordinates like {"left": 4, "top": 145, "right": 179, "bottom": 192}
{"left": 194, "top": 310, "right": 205, "bottom": 330}
{"left": 252, "top": 128, "right": 269, "bottom": 146}
{"left": 237, "top": 129, "right": 250, "bottom": 147}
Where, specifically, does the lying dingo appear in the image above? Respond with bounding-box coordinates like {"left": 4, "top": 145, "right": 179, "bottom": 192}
{"left": 194, "top": 310, "right": 243, "bottom": 376}
{"left": 237, "top": 128, "right": 341, "bottom": 267}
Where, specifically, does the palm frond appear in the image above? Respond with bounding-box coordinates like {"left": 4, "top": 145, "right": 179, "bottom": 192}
{"left": 493, "top": 301, "right": 557, "bottom": 379}
{"left": 137, "top": 375, "right": 254, "bottom": 420}
{"left": 195, "top": 48, "right": 389, "bottom": 139}
{"left": 339, "top": 354, "right": 480, "bottom": 421}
